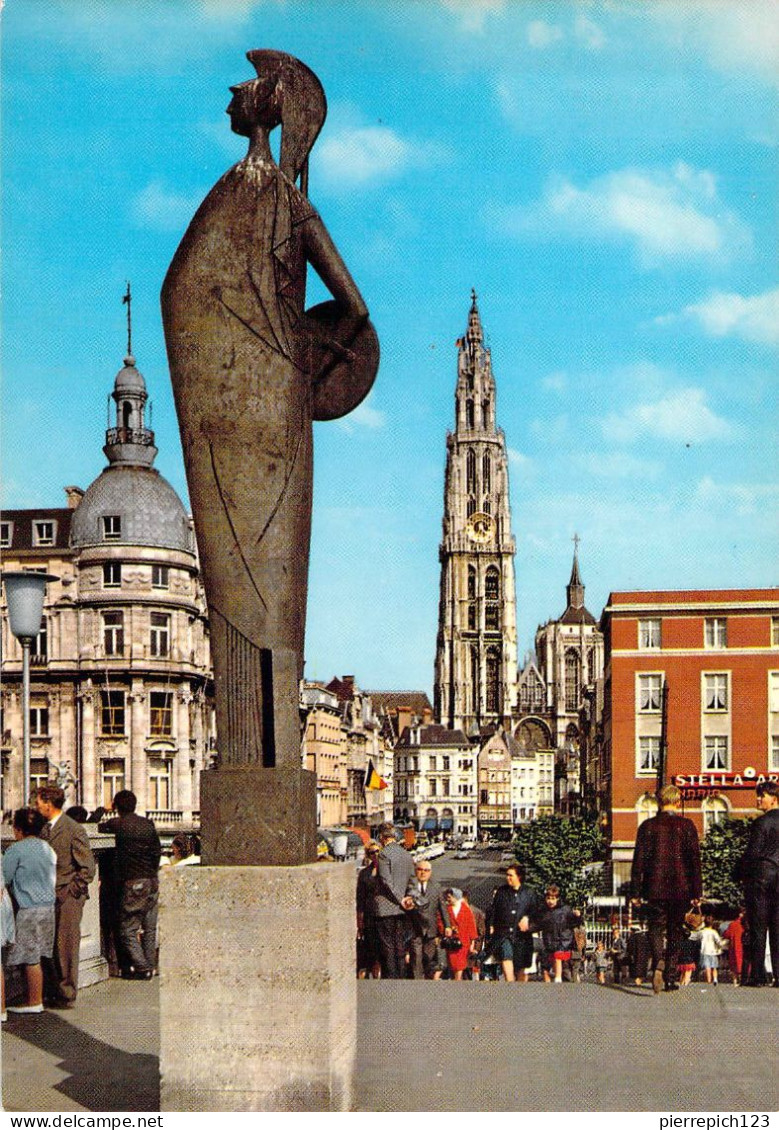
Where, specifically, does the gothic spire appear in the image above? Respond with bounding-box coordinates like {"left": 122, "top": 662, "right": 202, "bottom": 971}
{"left": 567, "top": 534, "right": 584, "bottom": 610}
{"left": 466, "top": 287, "right": 483, "bottom": 346}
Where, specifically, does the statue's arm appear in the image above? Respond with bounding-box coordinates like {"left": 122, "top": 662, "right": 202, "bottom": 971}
{"left": 303, "top": 216, "right": 368, "bottom": 346}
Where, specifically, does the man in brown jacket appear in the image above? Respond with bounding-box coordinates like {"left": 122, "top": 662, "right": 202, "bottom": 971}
{"left": 36, "top": 785, "right": 96, "bottom": 1007}
{"left": 630, "top": 784, "right": 702, "bottom": 993}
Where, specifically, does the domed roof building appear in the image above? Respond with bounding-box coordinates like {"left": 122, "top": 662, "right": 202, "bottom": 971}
{"left": 1, "top": 316, "right": 213, "bottom": 827}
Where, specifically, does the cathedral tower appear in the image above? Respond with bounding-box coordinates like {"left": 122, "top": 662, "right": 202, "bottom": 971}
{"left": 434, "top": 292, "right": 518, "bottom": 735}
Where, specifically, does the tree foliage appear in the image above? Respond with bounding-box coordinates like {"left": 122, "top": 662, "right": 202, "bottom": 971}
{"left": 701, "top": 817, "right": 753, "bottom": 908}
{"left": 510, "top": 815, "right": 606, "bottom": 909}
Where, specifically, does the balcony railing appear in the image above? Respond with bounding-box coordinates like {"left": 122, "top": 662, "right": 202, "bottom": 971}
{"left": 146, "top": 809, "right": 183, "bottom": 827}
{"left": 105, "top": 427, "right": 155, "bottom": 447}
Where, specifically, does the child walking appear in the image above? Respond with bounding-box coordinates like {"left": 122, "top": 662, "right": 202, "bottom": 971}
{"left": 533, "top": 886, "right": 582, "bottom": 983}
{"left": 691, "top": 915, "right": 724, "bottom": 984}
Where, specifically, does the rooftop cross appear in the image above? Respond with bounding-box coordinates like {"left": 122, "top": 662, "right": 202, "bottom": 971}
{"left": 122, "top": 282, "right": 132, "bottom": 357}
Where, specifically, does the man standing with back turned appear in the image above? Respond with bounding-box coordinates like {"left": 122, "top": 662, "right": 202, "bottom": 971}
{"left": 630, "top": 784, "right": 702, "bottom": 993}
{"left": 373, "top": 823, "right": 415, "bottom": 979}
{"left": 740, "top": 780, "right": 779, "bottom": 986}
{"left": 100, "top": 790, "right": 162, "bottom": 979}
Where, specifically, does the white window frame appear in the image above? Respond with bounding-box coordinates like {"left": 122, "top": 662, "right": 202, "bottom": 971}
{"left": 102, "top": 515, "right": 122, "bottom": 541}
{"left": 29, "top": 705, "right": 49, "bottom": 737}
{"left": 704, "top": 734, "right": 730, "bottom": 771}
{"left": 0, "top": 521, "right": 13, "bottom": 548}
{"left": 638, "top": 619, "right": 661, "bottom": 649}
{"left": 150, "top": 612, "right": 170, "bottom": 658}
{"left": 152, "top": 564, "right": 170, "bottom": 590}
{"left": 101, "top": 759, "right": 125, "bottom": 808}
{"left": 771, "top": 735, "right": 779, "bottom": 772}
{"left": 638, "top": 735, "right": 660, "bottom": 775}
{"left": 637, "top": 673, "right": 663, "bottom": 713}
{"left": 148, "top": 757, "right": 173, "bottom": 810}
{"left": 705, "top": 618, "right": 727, "bottom": 649}
{"left": 33, "top": 520, "right": 56, "bottom": 547}
{"left": 772, "top": 619, "right": 779, "bottom": 648}
{"left": 103, "top": 561, "right": 121, "bottom": 588}
{"left": 102, "top": 610, "right": 124, "bottom": 657}
{"left": 703, "top": 672, "right": 729, "bottom": 712}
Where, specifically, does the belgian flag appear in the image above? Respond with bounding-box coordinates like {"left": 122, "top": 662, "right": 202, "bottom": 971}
{"left": 365, "top": 759, "right": 388, "bottom": 790}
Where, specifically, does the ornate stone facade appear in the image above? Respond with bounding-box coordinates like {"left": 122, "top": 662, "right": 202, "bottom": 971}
{"left": 1, "top": 348, "right": 214, "bottom": 827}
{"left": 433, "top": 293, "right": 518, "bottom": 736}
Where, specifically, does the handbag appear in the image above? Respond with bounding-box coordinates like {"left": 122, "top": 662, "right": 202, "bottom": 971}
{"left": 441, "top": 906, "right": 463, "bottom": 952}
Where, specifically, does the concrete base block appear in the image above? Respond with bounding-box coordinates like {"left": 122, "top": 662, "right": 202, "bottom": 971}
{"left": 200, "top": 766, "right": 317, "bottom": 865}
{"left": 158, "top": 862, "right": 356, "bottom": 1111}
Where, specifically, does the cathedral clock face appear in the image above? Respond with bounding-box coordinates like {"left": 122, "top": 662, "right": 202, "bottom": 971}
{"left": 466, "top": 512, "right": 495, "bottom": 544}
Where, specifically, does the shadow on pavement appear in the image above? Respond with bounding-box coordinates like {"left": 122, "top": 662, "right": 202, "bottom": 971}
{"left": 3, "top": 1012, "right": 159, "bottom": 1112}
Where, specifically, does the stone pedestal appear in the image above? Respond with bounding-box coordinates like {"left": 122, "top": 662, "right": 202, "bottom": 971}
{"left": 158, "top": 861, "right": 356, "bottom": 1111}
{"left": 199, "top": 766, "right": 317, "bottom": 865}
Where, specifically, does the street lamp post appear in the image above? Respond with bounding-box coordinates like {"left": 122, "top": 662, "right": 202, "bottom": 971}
{"left": 2, "top": 571, "right": 58, "bottom": 805}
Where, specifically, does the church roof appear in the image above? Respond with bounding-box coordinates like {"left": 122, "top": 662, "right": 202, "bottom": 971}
{"left": 560, "top": 604, "right": 598, "bottom": 625}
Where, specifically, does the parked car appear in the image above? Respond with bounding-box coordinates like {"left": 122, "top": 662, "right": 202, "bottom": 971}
{"left": 500, "top": 850, "right": 516, "bottom": 864}
{"left": 453, "top": 849, "right": 470, "bottom": 860}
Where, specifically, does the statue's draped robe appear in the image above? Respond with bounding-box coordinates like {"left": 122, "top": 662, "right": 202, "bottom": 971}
{"left": 162, "top": 160, "right": 317, "bottom": 765}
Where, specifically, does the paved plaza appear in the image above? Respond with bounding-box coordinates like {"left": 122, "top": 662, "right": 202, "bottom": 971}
{"left": 2, "top": 977, "right": 776, "bottom": 1113}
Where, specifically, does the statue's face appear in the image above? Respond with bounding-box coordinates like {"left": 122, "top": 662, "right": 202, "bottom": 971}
{"left": 227, "top": 76, "right": 282, "bottom": 137}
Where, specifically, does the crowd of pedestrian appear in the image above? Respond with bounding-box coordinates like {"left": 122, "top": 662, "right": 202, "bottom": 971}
{"left": 1, "top": 786, "right": 169, "bottom": 1019}
{"left": 356, "top": 782, "right": 779, "bottom": 991}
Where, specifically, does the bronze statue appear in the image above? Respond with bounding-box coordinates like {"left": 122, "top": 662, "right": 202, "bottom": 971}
{"left": 161, "top": 51, "right": 378, "bottom": 860}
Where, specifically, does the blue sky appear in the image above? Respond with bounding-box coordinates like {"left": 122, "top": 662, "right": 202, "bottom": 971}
{"left": 3, "top": 0, "right": 777, "bottom": 693}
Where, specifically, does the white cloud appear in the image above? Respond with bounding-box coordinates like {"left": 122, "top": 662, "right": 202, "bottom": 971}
{"left": 441, "top": 0, "right": 507, "bottom": 34}
{"left": 660, "top": 288, "right": 779, "bottom": 347}
{"left": 315, "top": 124, "right": 447, "bottom": 191}
{"left": 541, "top": 371, "right": 568, "bottom": 394}
{"left": 508, "top": 448, "right": 534, "bottom": 472}
{"left": 574, "top": 14, "right": 606, "bottom": 50}
{"left": 527, "top": 20, "right": 564, "bottom": 49}
{"left": 646, "top": 1, "right": 779, "bottom": 88}
{"left": 602, "top": 388, "right": 732, "bottom": 444}
{"left": 490, "top": 162, "right": 749, "bottom": 265}
{"left": 335, "top": 395, "right": 385, "bottom": 434}
{"left": 130, "top": 182, "right": 204, "bottom": 231}
{"left": 694, "top": 476, "right": 779, "bottom": 516}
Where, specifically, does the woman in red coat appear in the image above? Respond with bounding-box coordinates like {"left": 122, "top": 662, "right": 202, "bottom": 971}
{"left": 722, "top": 908, "right": 746, "bottom": 985}
{"left": 440, "top": 888, "right": 478, "bottom": 980}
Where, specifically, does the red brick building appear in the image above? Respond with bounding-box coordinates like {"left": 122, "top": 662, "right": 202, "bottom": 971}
{"left": 600, "top": 588, "right": 779, "bottom": 891}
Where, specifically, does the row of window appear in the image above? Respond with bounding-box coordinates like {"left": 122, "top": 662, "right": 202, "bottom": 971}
{"left": 0, "top": 515, "right": 126, "bottom": 549}
{"left": 638, "top": 733, "right": 779, "bottom": 774}
{"left": 103, "top": 610, "right": 171, "bottom": 658}
{"left": 29, "top": 756, "right": 175, "bottom": 811}
{"left": 103, "top": 562, "right": 170, "bottom": 589}
{"left": 637, "top": 672, "right": 731, "bottom": 712}
{"left": 638, "top": 617, "right": 779, "bottom": 649}
{"left": 28, "top": 691, "right": 177, "bottom": 739}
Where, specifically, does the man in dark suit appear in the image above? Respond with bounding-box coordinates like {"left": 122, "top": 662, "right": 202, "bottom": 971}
{"left": 99, "top": 790, "right": 162, "bottom": 979}
{"left": 740, "top": 780, "right": 779, "bottom": 986}
{"left": 403, "top": 858, "right": 447, "bottom": 979}
{"left": 373, "top": 823, "right": 415, "bottom": 979}
{"left": 630, "top": 783, "right": 702, "bottom": 993}
{"left": 36, "top": 785, "right": 96, "bottom": 1007}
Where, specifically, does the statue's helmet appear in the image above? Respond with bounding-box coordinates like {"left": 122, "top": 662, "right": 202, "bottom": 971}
{"left": 246, "top": 49, "right": 327, "bottom": 184}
